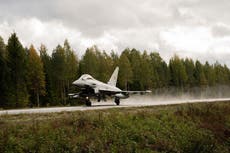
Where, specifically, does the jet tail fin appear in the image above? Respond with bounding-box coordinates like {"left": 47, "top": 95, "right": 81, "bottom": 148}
{"left": 108, "top": 67, "right": 119, "bottom": 87}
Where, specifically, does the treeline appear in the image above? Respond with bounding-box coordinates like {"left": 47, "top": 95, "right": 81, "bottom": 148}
{"left": 0, "top": 33, "right": 230, "bottom": 108}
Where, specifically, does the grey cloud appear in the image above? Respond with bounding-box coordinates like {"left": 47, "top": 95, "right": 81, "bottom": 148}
{"left": 1, "top": 0, "right": 230, "bottom": 66}
{"left": 0, "top": 0, "right": 191, "bottom": 37}
{"left": 1, "top": 0, "right": 230, "bottom": 30}
{"left": 212, "top": 24, "right": 230, "bottom": 37}
{"left": 180, "top": 0, "right": 230, "bottom": 25}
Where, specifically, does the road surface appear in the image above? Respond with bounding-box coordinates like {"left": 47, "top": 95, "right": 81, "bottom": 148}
{"left": 0, "top": 97, "right": 230, "bottom": 115}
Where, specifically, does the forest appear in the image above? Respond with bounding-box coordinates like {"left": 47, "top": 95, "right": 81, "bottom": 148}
{"left": 0, "top": 33, "right": 230, "bottom": 108}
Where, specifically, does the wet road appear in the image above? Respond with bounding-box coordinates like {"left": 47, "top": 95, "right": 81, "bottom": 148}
{"left": 0, "top": 97, "right": 230, "bottom": 115}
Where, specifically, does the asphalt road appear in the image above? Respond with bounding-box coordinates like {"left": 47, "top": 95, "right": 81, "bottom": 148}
{"left": 0, "top": 97, "right": 230, "bottom": 115}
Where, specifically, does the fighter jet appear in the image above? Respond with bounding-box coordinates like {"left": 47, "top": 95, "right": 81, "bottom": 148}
{"left": 69, "top": 67, "right": 151, "bottom": 106}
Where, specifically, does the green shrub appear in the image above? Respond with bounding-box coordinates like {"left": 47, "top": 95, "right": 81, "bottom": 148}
{"left": 0, "top": 102, "right": 230, "bottom": 152}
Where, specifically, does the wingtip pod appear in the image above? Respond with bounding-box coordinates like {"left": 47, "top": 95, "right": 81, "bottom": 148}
{"left": 108, "top": 66, "right": 119, "bottom": 87}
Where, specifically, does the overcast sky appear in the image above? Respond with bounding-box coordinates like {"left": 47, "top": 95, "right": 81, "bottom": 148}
{"left": 0, "top": 0, "right": 230, "bottom": 65}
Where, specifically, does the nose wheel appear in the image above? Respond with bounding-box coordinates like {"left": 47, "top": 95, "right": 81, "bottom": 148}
{"left": 85, "top": 97, "right": 92, "bottom": 106}
{"left": 115, "top": 97, "right": 120, "bottom": 105}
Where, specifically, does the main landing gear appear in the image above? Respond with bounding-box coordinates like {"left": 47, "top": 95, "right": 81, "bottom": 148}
{"left": 85, "top": 97, "right": 92, "bottom": 106}
{"left": 85, "top": 97, "right": 120, "bottom": 106}
{"left": 114, "top": 97, "right": 120, "bottom": 105}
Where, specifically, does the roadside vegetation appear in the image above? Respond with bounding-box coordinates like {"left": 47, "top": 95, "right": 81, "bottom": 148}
{"left": 0, "top": 102, "right": 230, "bottom": 152}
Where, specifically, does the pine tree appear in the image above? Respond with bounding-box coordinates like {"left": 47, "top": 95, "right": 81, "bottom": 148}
{"left": 64, "top": 40, "right": 78, "bottom": 90}
{"left": 129, "top": 49, "right": 142, "bottom": 90}
{"left": 184, "top": 58, "right": 195, "bottom": 87}
{"left": 223, "top": 64, "right": 230, "bottom": 85}
{"left": 51, "top": 45, "right": 66, "bottom": 104}
{"left": 150, "top": 52, "right": 169, "bottom": 88}
{"left": 110, "top": 50, "right": 119, "bottom": 69}
{"left": 194, "top": 61, "right": 208, "bottom": 87}
{"left": 64, "top": 40, "right": 78, "bottom": 92}
{"left": 39, "top": 44, "right": 53, "bottom": 105}
{"left": 140, "top": 51, "right": 152, "bottom": 90}
{"left": 79, "top": 46, "right": 99, "bottom": 78}
{"left": 203, "top": 62, "right": 216, "bottom": 86}
{"left": 118, "top": 52, "right": 133, "bottom": 89}
{"left": 97, "top": 51, "right": 113, "bottom": 82}
{"left": 7, "top": 33, "right": 29, "bottom": 107}
{"left": 27, "top": 45, "right": 46, "bottom": 107}
{"left": 169, "top": 55, "right": 188, "bottom": 88}
{"left": 0, "top": 36, "right": 8, "bottom": 107}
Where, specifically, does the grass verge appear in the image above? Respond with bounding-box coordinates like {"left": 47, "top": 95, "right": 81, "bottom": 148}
{"left": 0, "top": 102, "right": 230, "bottom": 153}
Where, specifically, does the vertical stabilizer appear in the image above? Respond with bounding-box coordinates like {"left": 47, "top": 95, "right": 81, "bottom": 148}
{"left": 108, "top": 67, "right": 119, "bottom": 87}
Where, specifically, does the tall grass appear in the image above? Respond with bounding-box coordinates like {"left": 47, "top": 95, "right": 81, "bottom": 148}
{"left": 0, "top": 102, "right": 230, "bottom": 153}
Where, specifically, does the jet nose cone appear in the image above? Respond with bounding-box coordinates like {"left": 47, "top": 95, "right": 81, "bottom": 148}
{"left": 73, "top": 79, "right": 80, "bottom": 85}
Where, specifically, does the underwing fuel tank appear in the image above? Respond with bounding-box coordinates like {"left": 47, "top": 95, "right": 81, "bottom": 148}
{"left": 115, "top": 93, "right": 129, "bottom": 99}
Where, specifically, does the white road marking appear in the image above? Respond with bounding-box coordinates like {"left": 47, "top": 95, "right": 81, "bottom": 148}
{"left": 0, "top": 97, "right": 230, "bottom": 115}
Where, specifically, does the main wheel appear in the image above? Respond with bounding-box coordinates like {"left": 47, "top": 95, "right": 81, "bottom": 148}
{"left": 115, "top": 97, "right": 120, "bottom": 105}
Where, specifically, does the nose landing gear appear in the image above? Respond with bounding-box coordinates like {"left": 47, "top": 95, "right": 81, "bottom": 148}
{"left": 85, "top": 97, "right": 92, "bottom": 106}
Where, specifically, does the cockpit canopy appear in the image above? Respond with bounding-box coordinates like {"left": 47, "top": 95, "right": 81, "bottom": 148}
{"left": 80, "top": 74, "right": 94, "bottom": 81}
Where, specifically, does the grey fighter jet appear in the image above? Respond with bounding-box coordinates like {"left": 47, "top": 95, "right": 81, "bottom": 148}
{"left": 69, "top": 67, "right": 151, "bottom": 106}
